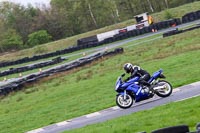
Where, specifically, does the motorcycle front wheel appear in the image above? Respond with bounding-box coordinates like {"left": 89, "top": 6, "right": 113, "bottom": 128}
{"left": 116, "top": 94, "right": 134, "bottom": 109}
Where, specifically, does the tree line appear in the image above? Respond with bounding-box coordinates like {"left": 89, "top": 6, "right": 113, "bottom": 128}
{"left": 0, "top": 0, "right": 199, "bottom": 52}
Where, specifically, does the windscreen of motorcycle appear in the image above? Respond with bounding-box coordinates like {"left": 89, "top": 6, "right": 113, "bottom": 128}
{"left": 115, "top": 77, "right": 121, "bottom": 90}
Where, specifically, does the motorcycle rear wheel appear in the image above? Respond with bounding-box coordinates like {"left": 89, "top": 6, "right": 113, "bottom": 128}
{"left": 155, "top": 80, "right": 172, "bottom": 97}
{"left": 116, "top": 94, "right": 134, "bottom": 109}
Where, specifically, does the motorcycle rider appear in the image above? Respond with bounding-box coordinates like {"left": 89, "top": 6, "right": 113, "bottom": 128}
{"left": 123, "top": 63, "right": 152, "bottom": 92}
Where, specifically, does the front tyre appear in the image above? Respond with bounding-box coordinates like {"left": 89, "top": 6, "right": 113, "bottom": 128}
{"left": 155, "top": 80, "right": 172, "bottom": 97}
{"left": 116, "top": 94, "right": 134, "bottom": 109}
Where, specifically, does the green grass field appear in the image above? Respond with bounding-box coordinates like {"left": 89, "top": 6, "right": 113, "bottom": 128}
{"left": 0, "top": 27, "right": 199, "bottom": 133}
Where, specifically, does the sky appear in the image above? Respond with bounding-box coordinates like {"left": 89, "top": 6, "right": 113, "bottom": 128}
{"left": 0, "top": 0, "right": 51, "bottom": 7}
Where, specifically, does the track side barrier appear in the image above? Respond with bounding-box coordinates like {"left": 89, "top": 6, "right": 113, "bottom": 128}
{"left": 0, "top": 57, "right": 66, "bottom": 77}
{"left": 163, "top": 24, "right": 200, "bottom": 37}
{"left": 0, "top": 48, "right": 124, "bottom": 96}
{"left": 1, "top": 10, "right": 200, "bottom": 69}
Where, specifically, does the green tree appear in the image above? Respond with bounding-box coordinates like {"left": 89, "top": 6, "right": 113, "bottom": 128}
{"left": 27, "top": 30, "right": 52, "bottom": 47}
{"left": 0, "top": 2, "right": 37, "bottom": 42}
{"left": 0, "top": 29, "right": 23, "bottom": 52}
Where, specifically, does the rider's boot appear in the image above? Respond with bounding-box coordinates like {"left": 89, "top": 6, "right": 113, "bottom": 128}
{"left": 140, "top": 81, "right": 151, "bottom": 93}
{"left": 148, "top": 86, "right": 154, "bottom": 97}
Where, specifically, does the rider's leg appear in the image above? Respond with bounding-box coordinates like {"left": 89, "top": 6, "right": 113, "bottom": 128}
{"left": 138, "top": 74, "right": 153, "bottom": 93}
{"left": 138, "top": 74, "right": 151, "bottom": 87}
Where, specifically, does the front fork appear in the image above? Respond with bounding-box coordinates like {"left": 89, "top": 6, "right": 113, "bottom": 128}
{"left": 124, "top": 90, "right": 127, "bottom": 99}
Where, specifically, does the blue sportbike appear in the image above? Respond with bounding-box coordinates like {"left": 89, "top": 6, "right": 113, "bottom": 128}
{"left": 115, "top": 69, "right": 172, "bottom": 109}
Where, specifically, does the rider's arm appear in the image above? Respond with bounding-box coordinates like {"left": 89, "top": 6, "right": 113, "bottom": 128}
{"left": 124, "top": 66, "right": 140, "bottom": 82}
{"left": 130, "top": 66, "right": 139, "bottom": 78}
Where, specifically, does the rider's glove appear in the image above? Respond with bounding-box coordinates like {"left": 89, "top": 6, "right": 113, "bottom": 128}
{"left": 124, "top": 77, "right": 130, "bottom": 82}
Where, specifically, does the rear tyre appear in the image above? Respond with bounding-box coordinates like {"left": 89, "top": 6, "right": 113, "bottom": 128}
{"left": 116, "top": 94, "right": 134, "bottom": 109}
{"left": 154, "top": 80, "right": 172, "bottom": 97}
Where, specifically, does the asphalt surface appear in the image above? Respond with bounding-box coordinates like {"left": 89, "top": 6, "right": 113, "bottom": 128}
{"left": 1, "top": 19, "right": 200, "bottom": 87}
{"left": 27, "top": 81, "right": 200, "bottom": 133}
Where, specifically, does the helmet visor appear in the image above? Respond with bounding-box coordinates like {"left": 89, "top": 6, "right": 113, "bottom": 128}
{"left": 125, "top": 69, "right": 130, "bottom": 73}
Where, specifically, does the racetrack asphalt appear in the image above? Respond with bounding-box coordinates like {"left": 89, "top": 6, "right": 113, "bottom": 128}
{"left": 27, "top": 81, "right": 200, "bottom": 133}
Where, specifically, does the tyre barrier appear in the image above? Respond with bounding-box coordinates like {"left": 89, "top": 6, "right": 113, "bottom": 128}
{"left": 163, "top": 24, "right": 200, "bottom": 37}
{"left": 0, "top": 57, "right": 66, "bottom": 77}
{"left": 163, "top": 28, "right": 182, "bottom": 37}
{"left": 196, "top": 10, "right": 200, "bottom": 19}
{"left": 137, "top": 123, "right": 200, "bottom": 133}
{"left": 151, "top": 123, "right": 200, "bottom": 133}
{"left": 151, "top": 125, "right": 189, "bottom": 133}
{"left": 182, "top": 11, "right": 200, "bottom": 23}
{"left": 77, "top": 35, "right": 98, "bottom": 46}
{"left": 0, "top": 45, "right": 89, "bottom": 68}
{"left": 0, "top": 48, "right": 124, "bottom": 96}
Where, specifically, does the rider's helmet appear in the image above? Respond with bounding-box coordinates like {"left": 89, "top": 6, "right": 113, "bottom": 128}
{"left": 123, "top": 63, "right": 133, "bottom": 73}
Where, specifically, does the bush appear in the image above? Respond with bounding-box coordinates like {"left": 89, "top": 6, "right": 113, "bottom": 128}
{"left": 164, "top": 10, "right": 174, "bottom": 20}
{"left": 27, "top": 30, "right": 52, "bottom": 47}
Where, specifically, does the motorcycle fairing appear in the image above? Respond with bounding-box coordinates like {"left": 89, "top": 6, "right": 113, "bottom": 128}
{"left": 121, "top": 76, "right": 139, "bottom": 88}
{"left": 149, "top": 69, "right": 163, "bottom": 83}
{"left": 120, "top": 84, "right": 149, "bottom": 102}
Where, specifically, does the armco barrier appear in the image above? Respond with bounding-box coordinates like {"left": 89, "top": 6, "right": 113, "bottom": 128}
{"left": 0, "top": 48, "right": 123, "bottom": 96}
